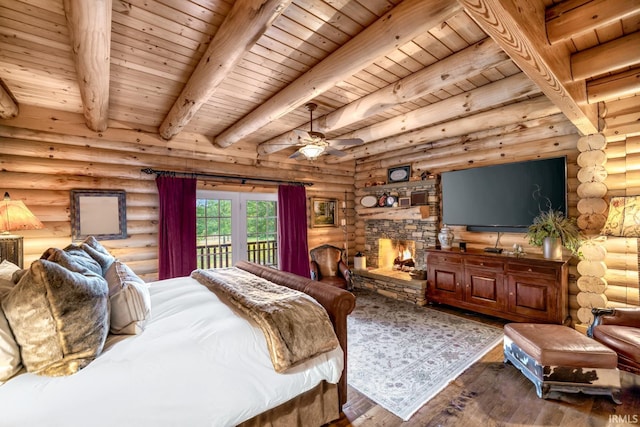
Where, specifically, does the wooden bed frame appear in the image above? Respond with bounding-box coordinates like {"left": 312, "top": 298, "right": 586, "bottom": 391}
{"left": 235, "top": 261, "right": 356, "bottom": 423}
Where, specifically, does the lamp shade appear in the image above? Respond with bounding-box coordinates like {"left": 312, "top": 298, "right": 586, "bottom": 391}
{"left": 0, "top": 192, "right": 43, "bottom": 268}
{"left": 0, "top": 192, "right": 44, "bottom": 233}
{"left": 298, "top": 144, "right": 325, "bottom": 159}
{"left": 601, "top": 196, "right": 640, "bottom": 237}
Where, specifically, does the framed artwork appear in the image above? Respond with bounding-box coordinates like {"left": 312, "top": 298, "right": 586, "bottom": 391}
{"left": 310, "top": 197, "right": 338, "bottom": 228}
{"left": 387, "top": 165, "right": 411, "bottom": 183}
{"left": 71, "top": 190, "right": 127, "bottom": 240}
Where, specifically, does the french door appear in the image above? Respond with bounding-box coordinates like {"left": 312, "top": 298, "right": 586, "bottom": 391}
{"left": 196, "top": 190, "right": 278, "bottom": 269}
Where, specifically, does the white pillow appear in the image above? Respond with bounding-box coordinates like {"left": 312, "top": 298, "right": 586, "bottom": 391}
{"left": 104, "top": 261, "right": 151, "bottom": 335}
{"left": 0, "top": 278, "right": 21, "bottom": 383}
{"left": 0, "top": 260, "right": 20, "bottom": 282}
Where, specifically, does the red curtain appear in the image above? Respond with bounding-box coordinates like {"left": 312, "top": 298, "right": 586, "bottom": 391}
{"left": 277, "top": 185, "right": 310, "bottom": 278}
{"left": 156, "top": 176, "right": 196, "bottom": 279}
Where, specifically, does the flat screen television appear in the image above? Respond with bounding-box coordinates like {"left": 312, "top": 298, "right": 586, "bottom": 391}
{"left": 441, "top": 157, "right": 567, "bottom": 232}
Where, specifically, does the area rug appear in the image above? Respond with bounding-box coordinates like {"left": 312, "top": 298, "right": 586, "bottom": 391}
{"left": 347, "top": 290, "right": 504, "bottom": 421}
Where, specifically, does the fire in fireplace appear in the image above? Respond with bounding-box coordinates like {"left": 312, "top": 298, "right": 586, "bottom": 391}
{"left": 378, "top": 238, "right": 416, "bottom": 271}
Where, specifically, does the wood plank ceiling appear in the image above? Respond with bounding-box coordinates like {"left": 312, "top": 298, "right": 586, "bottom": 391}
{"left": 0, "top": 0, "right": 639, "bottom": 165}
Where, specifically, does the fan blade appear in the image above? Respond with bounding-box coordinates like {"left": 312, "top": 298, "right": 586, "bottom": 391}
{"left": 326, "top": 138, "right": 364, "bottom": 146}
{"left": 289, "top": 150, "right": 303, "bottom": 159}
{"left": 324, "top": 147, "right": 347, "bottom": 157}
{"left": 293, "top": 129, "right": 310, "bottom": 138}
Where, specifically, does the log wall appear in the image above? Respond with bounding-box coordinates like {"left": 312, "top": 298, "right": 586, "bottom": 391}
{"left": 0, "top": 106, "right": 356, "bottom": 281}
{"left": 3, "top": 104, "right": 638, "bottom": 316}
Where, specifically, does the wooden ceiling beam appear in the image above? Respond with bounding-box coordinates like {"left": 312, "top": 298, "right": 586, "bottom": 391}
{"left": 0, "top": 81, "right": 18, "bottom": 119}
{"left": 329, "top": 96, "right": 560, "bottom": 162}
{"left": 214, "top": 0, "right": 462, "bottom": 148}
{"left": 158, "top": 0, "right": 292, "bottom": 140}
{"left": 63, "top": 0, "right": 112, "bottom": 132}
{"left": 546, "top": 0, "right": 640, "bottom": 45}
{"left": 572, "top": 32, "right": 640, "bottom": 81}
{"left": 460, "top": 0, "right": 599, "bottom": 136}
{"left": 587, "top": 68, "right": 640, "bottom": 104}
{"left": 257, "top": 38, "right": 509, "bottom": 155}
{"left": 332, "top": 72, "right": 540, "bottom": 149}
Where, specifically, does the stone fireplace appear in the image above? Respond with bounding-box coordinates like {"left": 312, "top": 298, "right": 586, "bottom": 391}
{"left": 352, "top": 179, "right": 439, "bottom": 305}
{"left": 378, "top": 238, "right": 416, "bottom": 271}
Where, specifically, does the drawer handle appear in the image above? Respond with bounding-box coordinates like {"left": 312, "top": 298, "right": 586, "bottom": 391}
{"left": 480, "top": 262, "right": 484, "bottom": 266}
{"left": 528, "top": 268, "right": 532, "bottom": 272}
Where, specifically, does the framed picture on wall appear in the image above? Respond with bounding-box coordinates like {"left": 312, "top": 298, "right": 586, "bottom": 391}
{"left": 310, "top": 197, "right": 338, "bottom": 228}
{"left": 71, "top": 190, "right": 127, "bottom": 240}
{"left": 387, "top": 165, "right": 411, "bottom": 183}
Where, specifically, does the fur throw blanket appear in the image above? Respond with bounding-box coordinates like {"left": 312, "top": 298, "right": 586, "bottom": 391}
{"left": 191, "top": 267, "right": 339, "bottom": 372}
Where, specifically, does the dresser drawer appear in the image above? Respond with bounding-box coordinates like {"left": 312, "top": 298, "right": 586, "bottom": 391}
{"left": 507, "top": 262, "right": 558, "bottom": 278}
{"left": 464, "top": 256, "right": 504, "bottom": 271}
{"left": 427, "top": 253, "right": 462, "bottom": 266}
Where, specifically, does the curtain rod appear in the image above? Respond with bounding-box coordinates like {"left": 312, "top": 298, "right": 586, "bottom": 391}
{"left": 141, "top": 168, "right": 313, "bottom": 187}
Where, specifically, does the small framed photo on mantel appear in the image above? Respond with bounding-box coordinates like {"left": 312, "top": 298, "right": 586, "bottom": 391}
{"left": 387, "top": 165, "right": 411, "bottom": 184}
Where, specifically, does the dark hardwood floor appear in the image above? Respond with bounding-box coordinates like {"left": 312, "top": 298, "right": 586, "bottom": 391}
{"left": 329, "top": 303, "right": 640, "bottom": 427}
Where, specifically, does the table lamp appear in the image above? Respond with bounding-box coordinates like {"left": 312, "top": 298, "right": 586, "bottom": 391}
{"left": 0, "top": 192, "right": 44, "bottom": 268}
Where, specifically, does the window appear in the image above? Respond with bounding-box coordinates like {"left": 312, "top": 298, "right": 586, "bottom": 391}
{"left": 196, "top": 191, "right": 278, "bottom": 269}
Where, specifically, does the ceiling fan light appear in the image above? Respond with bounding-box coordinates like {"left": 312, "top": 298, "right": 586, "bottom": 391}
{"left": 298, "top": 144, "right": 325, "bottom": 159}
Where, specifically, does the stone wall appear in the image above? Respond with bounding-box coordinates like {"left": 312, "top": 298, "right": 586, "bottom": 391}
{"left": 362, "top": 180, "right": 439, "bottom": 270}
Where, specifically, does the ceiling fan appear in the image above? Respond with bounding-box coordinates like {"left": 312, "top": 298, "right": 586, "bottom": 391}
{"left": 289, "top": 103, "right": 363, "bottom": 160}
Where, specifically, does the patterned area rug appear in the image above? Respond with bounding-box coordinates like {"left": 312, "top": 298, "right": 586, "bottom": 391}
{"left": 348, "top": 290, "right": 504, "bottom": 421}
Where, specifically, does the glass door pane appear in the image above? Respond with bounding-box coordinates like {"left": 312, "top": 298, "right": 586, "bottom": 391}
{"left": 197, "top": 191, "right": 278, "bottom": 268}
{"left": 196, "top": 198, "right": 234, "bottom": 268}
{"left": 246, "top": 200, "right": 278, "bottom": 268}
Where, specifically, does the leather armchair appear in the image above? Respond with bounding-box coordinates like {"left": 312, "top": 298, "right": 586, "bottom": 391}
{"left": 309, "top": 244, "right": 351, "bottom": 290}
{"left": 588, "top": 307, "right": 640, "bottom": 375}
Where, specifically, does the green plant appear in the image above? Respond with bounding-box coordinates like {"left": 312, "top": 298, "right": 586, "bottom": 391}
{"left": 526, "top": 209, "right": 582, "bottom": 256}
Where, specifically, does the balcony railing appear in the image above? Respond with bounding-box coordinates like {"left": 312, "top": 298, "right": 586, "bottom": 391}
{"left": 197, "top": 240, "right": 278, "bottom": 269}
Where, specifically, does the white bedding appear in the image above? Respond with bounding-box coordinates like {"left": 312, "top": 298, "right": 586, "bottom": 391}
{"left": 0, "top": 275, "right": 344, "bottom": 427}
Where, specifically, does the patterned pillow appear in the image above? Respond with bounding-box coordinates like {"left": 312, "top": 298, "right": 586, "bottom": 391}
{"left": 1, "top": 259, "right": 109, "bottom": 376}
{"left": 601, "top": 196, "right": 640, "bottom": 237}
{"left": 105, "top": 260, "right": 151, "bottom": 335}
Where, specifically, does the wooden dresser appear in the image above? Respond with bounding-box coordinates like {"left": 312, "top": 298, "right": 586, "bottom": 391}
{"left": 426, "top": 248, "right": 569, "bottom": 324}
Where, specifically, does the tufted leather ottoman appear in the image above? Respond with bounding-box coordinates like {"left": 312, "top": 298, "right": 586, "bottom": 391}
{"left": 504, "top": 323, "right": 621, "bottom": 403}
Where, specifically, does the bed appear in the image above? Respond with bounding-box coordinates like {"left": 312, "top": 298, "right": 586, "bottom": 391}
{"left": 0, "top": 239, "right": 355, "bottom": 427}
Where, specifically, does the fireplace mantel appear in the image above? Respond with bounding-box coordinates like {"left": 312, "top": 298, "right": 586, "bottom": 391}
{"left": 358, "top": 205, "right": 431, "bottom": 221}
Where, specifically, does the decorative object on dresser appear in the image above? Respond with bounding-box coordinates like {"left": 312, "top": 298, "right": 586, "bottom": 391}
{"left": 0, "top": 192, "right": 44, "bottom": 268}
{"left": 438, "top": 224, "right": 454, "bottom": 249}
{"left": 70, "top": 190, "right": 127, "bottom": 241}
{"left": 426, "top": 248, "right": 569, "bottom": 324}
{"left": 348, "top": 289, "right": 503, "bottom": 421}
{"left": 526, "top": 208, "right": 582, "bottom": 259}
